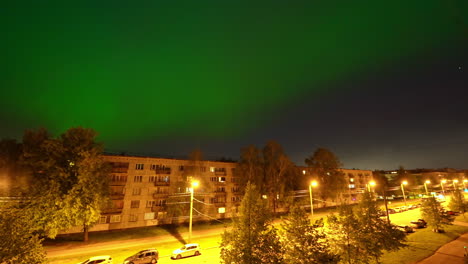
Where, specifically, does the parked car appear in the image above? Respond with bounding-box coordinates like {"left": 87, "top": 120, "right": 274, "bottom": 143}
{"left": 387, "top": 208, "right": 396, "bottom": 214}
{"left": 397, "top": 225, "right": 414, "bottom": 233}
{"left": 171, "top": 243, "right": 201, "bottom": 259}
{"left": 124, "top": 249, "right": 158, "bottom": 264}
{"left": 394, "top": 207, "right": 403, "bottom": 213}
{"left": 446, "top": 211, "right": 459, "bottom": 216}
{"left": 410, "top": 219, "right": 427, "bottom": 229}
{"left": 78, "top": 256, "right": 113, "bottom": 264}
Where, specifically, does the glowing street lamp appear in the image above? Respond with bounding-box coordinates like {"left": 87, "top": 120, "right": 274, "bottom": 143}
{"left": 367, "top": 181, "right": 376, "bottom": 192}
{"left": 453, "top": 179, "right": 459, "bottom": 190}
{"left": 188, "top": 180, "right": 199, "bottom": 243}
{"left": 424, "top": 180, "right": 430, "bottom": 196}
{"left": 401, "top": 181, "right": 408, "bottom": 206}
{"left": 309, "top": 181, "right": 318, "bottom": 216}
{"left": 441, "top": 179, "right": 447, "bottom": 195}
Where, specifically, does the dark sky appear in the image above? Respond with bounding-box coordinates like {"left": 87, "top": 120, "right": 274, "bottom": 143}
{"left": 1, "top": 1, "right": 467, "bottom": 170}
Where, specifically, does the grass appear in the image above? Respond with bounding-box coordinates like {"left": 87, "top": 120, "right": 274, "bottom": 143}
{"left": 381, "top": 223, "right": 468, "bottom": 264}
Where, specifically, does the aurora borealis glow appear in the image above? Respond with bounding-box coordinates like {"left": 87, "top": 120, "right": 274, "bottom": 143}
{"left": 2, "top": 1, "right": 467, "bottom": 169}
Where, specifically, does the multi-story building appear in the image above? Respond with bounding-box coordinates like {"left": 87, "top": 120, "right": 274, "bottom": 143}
{"left": 86, "top": 154, "right": 238, "bottom": 233}
{"left": 298, "top": 167, "right": 374, "bottom": 204}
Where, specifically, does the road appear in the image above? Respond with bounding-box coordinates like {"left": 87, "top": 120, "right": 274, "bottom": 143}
{"left": 46, "top": 203, "right": 466, "bottom": 264}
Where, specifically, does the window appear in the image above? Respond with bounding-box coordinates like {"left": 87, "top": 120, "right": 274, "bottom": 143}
{"left": 110, "top": 174, "right": 127, "bottom": 182}
{"left": 232, "top": 186, "right": 240, "bottom": 193}
{"left": 134, "top": 176, "right": 143, "bottom": 182}
{"left": 132, "top": 188, "right": 141, "bottom": 195}
{"left": 99, "top": 216, "right": 108, "bottom": 224}
{"left": 144, "top": 212, "right": 155, "bottom": 220}
{"left": 217, "top": 187, "right": 225, "bottom": 192}
{"left": 146, "top": 200, "right": 156, "bottom": 208}
{"left": 200, "top": 166, "right": 206, "bottom": 172}
{"left": 157, "top": 199, "right": 166, "bottom": 206}
{"left": 210, "top": 167, "right": 215, "bottom": 172}
{"left": 149, "top": 176, "right": 156, "bottom": 182}
{"left": 110, "top": 215, "right": 121, "bottom": 223}
{"left": 130, "top": 200, "right": 140, "bottom": 208}
{"left": 135, "top": 163, "right": 144, "bottom": 170}
{"left": 349, "top": 184, "right": 355, "bottom": 189}
{"left": 129, "top": 214, "right": 138, "bottom": 222}
{"left": 179, "top": 165, "right": 184, "bottom": 171}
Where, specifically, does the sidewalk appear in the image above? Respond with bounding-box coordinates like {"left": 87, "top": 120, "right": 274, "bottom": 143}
{"left": 416, "top": 221, "right": 468, "bottom": 264}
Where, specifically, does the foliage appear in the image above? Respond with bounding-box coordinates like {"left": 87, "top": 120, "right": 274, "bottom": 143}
{"left": 448, "top": 189, "right": 467, "bottom": 216}
{"left": 220, "top": 183, "right": 283, "bottom": 264}
{"left": 262, "top": 141, "right": 297, "bottom": 213}
{"left": 0, "top": 205, "right": 46, "bottom": 264}
{"left": 327, "top": 192, "right": 406, "bottom": 264}
{"left": 420, "top": 196, "right": 453, "bottom": 232}
{"left": 237, "top": 141, "right": 297, "bottom": 213}
{"left": 238, "top": 145, "right": 264, "bottom": 191}
{"left": 281, "top": 205, "right": 340, "bottom": 264}
{"left": 305, "top": 148, "right": 346, "bottom": 206}
{"left": 20, "top": 127, "right": 110, "bottom": 241}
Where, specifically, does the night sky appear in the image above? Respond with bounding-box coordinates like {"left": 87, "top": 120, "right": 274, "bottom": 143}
{"left": 2, "top": 1, "right": 467, "bottom": 170}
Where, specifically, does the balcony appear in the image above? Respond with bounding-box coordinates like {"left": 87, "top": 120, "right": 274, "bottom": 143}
{"left": 153, "top": 192, "right": 169, "bottom": 199}
{"left": 214, "top": 202, "right": 226, "bottom": 207}
{"left": 155, "top": 168, "right": 171, "bottom": 174}
{"left": 109, "top": 180, "right": 127, "bottom": 186}
{"left": 103, "top": 207, "right": 123, "bottom": 214}
{"left": 215, "top": 171, "right": 227, "bottom": 176}
{"left": 154, "top": 181, "right": 170, "bottom": 186}
{"left": 111, "top": 167, "right": 128, "bottom": 173}
{"left": 151, "top": 205, "right": 165, "bottom": 212}
{"left": 111, "top": 193, "right": 125, "bottom": 199}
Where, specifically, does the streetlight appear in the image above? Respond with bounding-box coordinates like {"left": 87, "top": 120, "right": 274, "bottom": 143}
{"left": 309, "top": 181, "right": 318, "bottom": 217}
{"left": 401, "top": 181, "right": 408, "bottom": 206}
{"left": 188, "top": 180, "right": 199, "bottom": 243}
{"left": 367, "top": 181, "right": 376, "bottom": 192}
{"left": 424, "top": 180, "right": 430, "bottom": 196}
{"left": 453, "top": 179, "right": 459, "bottom": 190}
{"left": 441, "top": 179, "right": 447, "bottom": 195}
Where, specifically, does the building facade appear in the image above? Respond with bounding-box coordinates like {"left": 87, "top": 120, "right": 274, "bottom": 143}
{"left": 82, "top": 154, "right": 239, "bottom": 233}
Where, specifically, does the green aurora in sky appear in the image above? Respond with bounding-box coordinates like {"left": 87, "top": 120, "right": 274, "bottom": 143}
{"left": 2, "top": 0, "right": 467, "bottom": 148}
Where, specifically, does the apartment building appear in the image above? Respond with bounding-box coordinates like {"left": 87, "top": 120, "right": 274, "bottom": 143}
{"left": 87, "top": 154, "right": 239, "bottom": 232}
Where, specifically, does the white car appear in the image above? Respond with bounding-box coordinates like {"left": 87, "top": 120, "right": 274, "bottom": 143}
{"left": 171, "top": 243, "right": 201, "bottom": 259}
{"left": 78, "top": 255, "right": 113, "bottom": 264}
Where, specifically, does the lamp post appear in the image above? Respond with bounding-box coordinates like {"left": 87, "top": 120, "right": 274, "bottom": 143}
{"left": 424, "top": 180, "right": 430, "bottom": 196}
{"left": 453, "top": 179, "right": 459, "bottom": 191}
{"left": 441, "top": 179, "right": 447, "bottom": 195}
{"left": 367, "top": 181, "right": 376, "bottom": 192}
{"left": 401, "top": 181, "right": 408, "bottom": 206}
{"left": 188, "top": 180, "right": 199, "bottom": 243}
{"left": 309, "top": 181, "right": 318, "bottom": 217}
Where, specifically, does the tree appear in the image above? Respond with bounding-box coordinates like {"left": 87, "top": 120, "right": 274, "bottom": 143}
{"left": 448, "top": 189, "right": 468, "bottom": 217}
{"left": 262, "top": 141, "right": 296, "bottom": 213}
{"left": 281, "top": 205, "right": 339, "bottom": 264}
{"left": 21, "top": 127, "right": 110, "bottom": 241}
{"left": 238, "top": 145, "right": 264, "bottom": 191}
{"left": 0, "top": 205, "right": 46, "bottom": 264}
{"left": 305, "top": 148, "right": 346, "bottom": 207}
{"left": 327, "top": 192, "right": 406, "bottom": 264}
{"left": 220, "top": 183, "right": 283, "bottom": 264}
{"left": 421, "top": 196, "right": 453, "bottom": 232}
